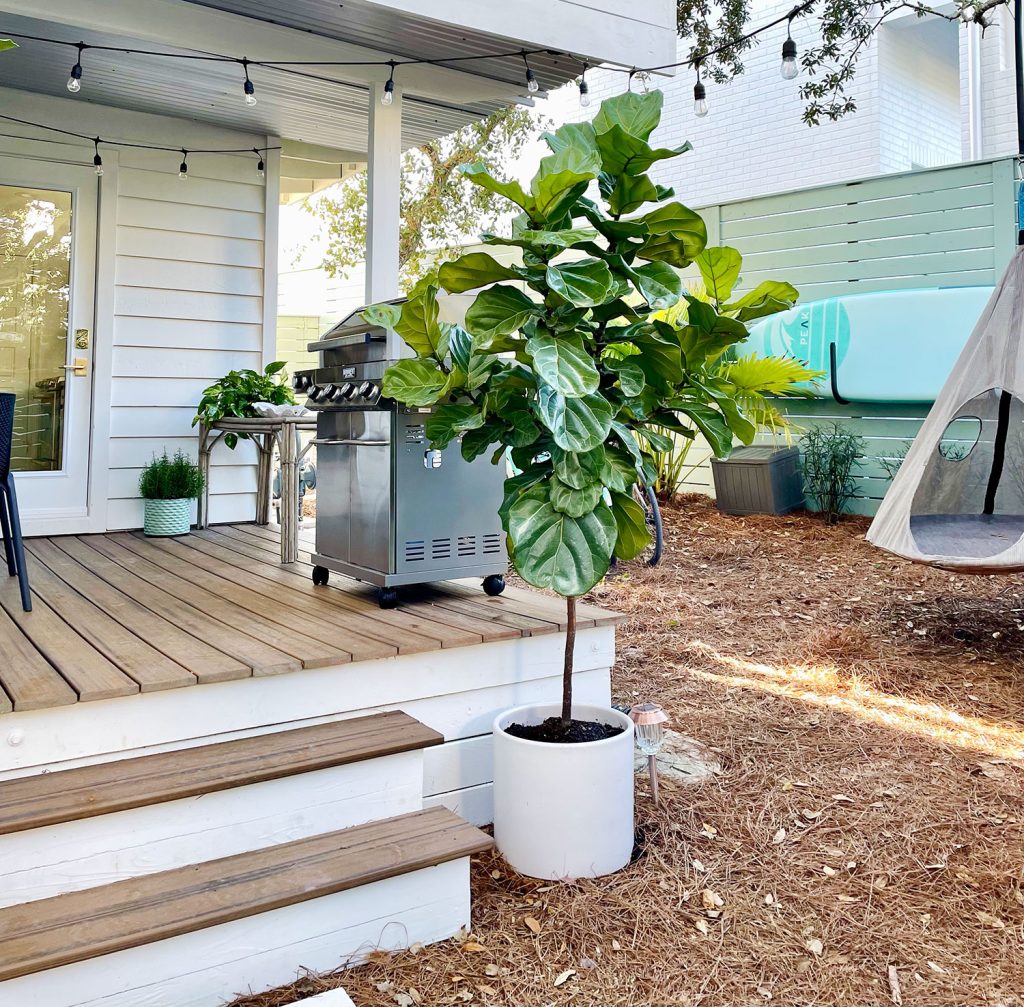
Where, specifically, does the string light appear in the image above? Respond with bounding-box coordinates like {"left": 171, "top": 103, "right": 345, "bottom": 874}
{"left": 254, "top": 147, "right": 265, "bottom": 179}
{"left": 66, "top": 42, "right": 84, "bottom": 93}
{"left": 693, "top": 63, "right": 708, "bottom": 118}
{"left": 92, "top": 137, "right": 102, "bottom": 176}
{"left": 579, "top": 63, "right": 590, "bottom": 108}
{"left": 781, "top": 17, "right": 799, "bottom": 79}
{"left": 381, "top": 60, "right": 396, "bottom": 105}
{"left": 178, "top": 149, "right": 189, "bottom": 180}
{"left": 521, "top": 50, "right": 539, "bottom": 93}
{"left": 241, "top": 57, "right": 257, "bottom": 105}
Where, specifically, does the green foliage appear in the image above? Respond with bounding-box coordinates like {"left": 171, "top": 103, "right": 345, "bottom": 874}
{"left": 309, "top": 106, "right": 545, "bottom": 290}
{"left": 801, "top": 422, "right": 864, "bottom": 524}
{"left": 138, "top": 450, "right": 204, "bottom": 501}
{"left": 645, "top": 279, "right": 819, "bottom": 501}
{"left": 0, "top": 39, "right": 17, "bottom": 52}
{"left": 192, "top": 362, "right": 294, "bottom": 449}
{"left": 675, "top": 0, "right": 995, "bottom": 125}
{"left": 379, "top": 89, "right": 802, "bottom": 607}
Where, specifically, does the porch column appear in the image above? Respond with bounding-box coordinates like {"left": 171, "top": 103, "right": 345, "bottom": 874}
{"left": 365, "top": 81, "right": 402, "bottom": 304}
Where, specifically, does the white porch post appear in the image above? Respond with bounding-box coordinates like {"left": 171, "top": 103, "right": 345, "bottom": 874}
{"left": 365, "top": 81, "right": 402, "bottom": 304}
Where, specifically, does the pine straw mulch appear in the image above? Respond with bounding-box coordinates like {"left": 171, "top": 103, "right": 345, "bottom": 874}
{"left": 231, "top": 495, "right": 1024, "bottom": 1007}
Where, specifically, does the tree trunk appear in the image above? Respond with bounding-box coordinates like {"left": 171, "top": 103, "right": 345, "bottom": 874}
{"left": 561, "top": 595, "right": 576, "bottom": 726}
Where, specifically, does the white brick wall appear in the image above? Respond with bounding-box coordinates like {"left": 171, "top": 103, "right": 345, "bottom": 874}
{"left": 959, "top": 11, "right": 1018, "bottom": 159}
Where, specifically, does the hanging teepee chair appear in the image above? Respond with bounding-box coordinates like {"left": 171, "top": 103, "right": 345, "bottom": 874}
{"left": 867, "top": 247, "right": 1024, "bottom": 572}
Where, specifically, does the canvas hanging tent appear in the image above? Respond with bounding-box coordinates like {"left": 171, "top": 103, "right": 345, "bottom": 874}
{"left": 867, "top": 247, "right": 1024, "bottom": 572}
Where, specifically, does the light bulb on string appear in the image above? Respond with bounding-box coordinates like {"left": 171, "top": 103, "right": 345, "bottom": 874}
{"left": 67, "top": 42, "right": 85, "bottom": 93}
{"left": 92, "top": 137, "right": 103, "bottom": 177}
{"left": 693, "top": 65, "right": 708, "bottom": 118}
{"left": 241, "top": 58, "right": 257, "bottom": 106}
{"left": 253, "top": 148, "right": 265, "bottom": 179}
{"left": 178, "top": 150, "right": 189, "bottom": 180}
{"left": 781, "top": 25, "right": 799, "bottom": 79}
{"left": 579, "top": 63, "right": 590, "bottom": 108}
{"left": 521, "top": 51, "right": 539, "bottom": 93}
{"left": 381, "top": 61, "right": 396, "bottom": 105}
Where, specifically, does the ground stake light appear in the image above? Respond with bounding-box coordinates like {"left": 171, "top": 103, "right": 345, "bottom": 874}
{"left": 630, "top": 703, "right": 669, "bottom": 805}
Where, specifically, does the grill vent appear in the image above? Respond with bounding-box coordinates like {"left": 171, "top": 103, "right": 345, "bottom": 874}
{"left": 431, "top": 537, "right": 451, "bottom": 559}
{"left": 457, "top": 535, "right": 477, "bottom": 557}
{"left": 404, "top": 539, "right": 425, "bottom": 562}
{"left": 405, "top": 424, "right": 426, "bottom": 444}
{"left": 483, "top": 533, "right": 502, "bottom": 555}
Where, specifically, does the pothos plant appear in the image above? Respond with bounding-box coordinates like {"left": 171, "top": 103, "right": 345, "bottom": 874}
{"left": 192, "top": 361, "right": 295, "bottom": 449}
{"left": 375, "top": 89, "right": 799, "bottom": 729}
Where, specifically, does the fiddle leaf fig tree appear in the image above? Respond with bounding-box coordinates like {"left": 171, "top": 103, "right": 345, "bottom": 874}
{"left": 379, "top": 89, "right": 798, "bottom": 729}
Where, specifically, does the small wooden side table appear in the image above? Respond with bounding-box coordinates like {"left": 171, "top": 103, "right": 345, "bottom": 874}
{"left": 197, "top": 415, "right": 317, "bottom": 564}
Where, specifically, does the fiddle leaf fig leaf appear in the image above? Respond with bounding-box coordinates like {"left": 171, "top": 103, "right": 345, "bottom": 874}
{"left": 381, "top": 358, "right": 448, "bottom": 407}
{"left": 550, "top": 474, "right": 604, "bottom": 518}
{"left": 551, "top": 445, "right": 607, "bottom": 490}
{"left": 723, "top": 280, "right": 800, "bottom": 321}
{"left": 481, "top": 226, "right": 597, "bottom": 253}
{"left": 438, "top": 252, "right": 519, "bottom": 293}
{"left": 634, "top": 202, "right": 708, "bottom": 267}
{"left": 395, "top": 286, "right": 448, "bottom": 360}
{"left": 628, "top": 261, "right": 683, "bottom": 309}
{"left": 542, "top": 120, "right": 598, "bottom": 155}
{"left": 507, "top": 485, "right": 617, "bottom": 596}
{"left": 606, "top": 357, "right": 646, "bottom": 397}
{"left": 545, "top": 259, "right": 614, "bottom": 307}
{"left": 595, "top": 126, "right": 691, "bottom": 176}
{"left": 607, "top": 172, "right": 660, "bottom": 216}
{"left": 459, "top": 162, "right": 533, "bottom": 213}
{"left": 530, "top": 143, "right": 602, "bottom": 222}
{"left": 696, "top": 246, "right": 743, "bottom": 303}
{"left": 465, "top": 285, "right": 538, "bottom": 345}
{"left": 536, "top": 385, "right": 614, "bottom": 453}
{"left": 592, "top": 89, "right": 663, "bottom": 140}
{"left": 609, "top": 490, "right": 651, "bottom": 561}
{"left": 361, "top": 302, "right": 401, "bottom": 330}
{"left": 526, "top": 331, "right": 601, "bottom": 397}
{"left": 424, "top": 403, "right": 485, "bottom": 449}
{"left": 674, "top": 401, "right": 734, "bottom": 457}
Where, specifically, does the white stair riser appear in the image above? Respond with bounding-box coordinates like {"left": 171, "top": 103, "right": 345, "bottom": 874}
{"left": 0, "top": 859, "right": 469, "bottom": 1007}
{"left": 0, "top": 751, "right": 422, "bottom": 908}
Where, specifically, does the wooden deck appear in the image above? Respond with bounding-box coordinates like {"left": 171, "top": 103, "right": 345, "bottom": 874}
{"left": 0, "top": 525, "right": 621, "bottom": 714}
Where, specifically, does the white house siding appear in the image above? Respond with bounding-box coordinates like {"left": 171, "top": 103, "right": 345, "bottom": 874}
{"left": 877, "top": 17, "right": 960, "bottom": 173}
{"left": 0, "top": 88, "right": 272, "bottom": 531}
{"left": 959, "top": 13, "right": 1018, "bottom": 160}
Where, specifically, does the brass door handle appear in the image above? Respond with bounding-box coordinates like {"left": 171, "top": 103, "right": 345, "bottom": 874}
{"left": 63, "top": 357, "right": 88, "bottom": 377}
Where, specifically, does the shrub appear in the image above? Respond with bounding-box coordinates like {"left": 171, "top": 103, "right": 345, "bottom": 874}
{"left": 800, "top": 423, "right": 863, "bottom": 524}
{"left": 138, "top": 450, "right": 205, "bottom": 500}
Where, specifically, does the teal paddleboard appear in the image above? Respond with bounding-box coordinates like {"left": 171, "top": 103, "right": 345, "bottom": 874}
{"left": 745, "top": 286, "right": 992, "bottom": 402}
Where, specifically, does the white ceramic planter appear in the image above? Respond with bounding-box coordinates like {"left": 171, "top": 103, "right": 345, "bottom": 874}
{"left": 492, "top": 702, "right": 635, "bottom": 880}
{"left": 143, "top": 497, "right": 191, "bottom": 536}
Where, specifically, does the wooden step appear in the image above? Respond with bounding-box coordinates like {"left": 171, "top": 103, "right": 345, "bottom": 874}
{"left": 0, "top": 806, "right": 492, "bottom": 983}
{"left": 0, "top": 711, "right": 442, "bottom": 836}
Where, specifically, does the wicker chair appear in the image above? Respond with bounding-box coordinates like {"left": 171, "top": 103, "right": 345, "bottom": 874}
{"left": 0, "top": 393, "right": 31, "bottom": 611}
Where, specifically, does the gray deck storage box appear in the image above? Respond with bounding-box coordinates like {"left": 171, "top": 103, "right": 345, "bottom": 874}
{"left": 711, "top": 445, "right": 803, "bottom": 515}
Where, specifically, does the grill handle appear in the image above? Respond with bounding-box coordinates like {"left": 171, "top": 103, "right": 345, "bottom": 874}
{"left": 312, "top": 437, "right": 390, "bottom": 446}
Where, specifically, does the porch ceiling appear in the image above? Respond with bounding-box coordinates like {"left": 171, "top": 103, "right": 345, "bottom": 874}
{"left": 0, "top": 13, "right": 506, "bottom": 151}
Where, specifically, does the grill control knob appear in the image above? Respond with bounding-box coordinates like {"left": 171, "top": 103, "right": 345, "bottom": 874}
{"left": 357, "top": 381, "right": 376, "bottom": 398}
{"left": 316, "top": 384, "right": 336, "bottom": 402}
{"left": 306, "top": 384, "right": 320, "bottom": 401}
{"left": 293, "top": 373, "right": 309, "bottom": 391}
{"left": 330, "top": 383, "right": 349, "bottom": 401}
{"left": 338, "top": 382, "right": 357, "bottom": 400}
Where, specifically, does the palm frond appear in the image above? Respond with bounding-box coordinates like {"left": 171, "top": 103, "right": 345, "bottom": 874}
{"left": 719, "top": 353, "right": 823, "bottom": 396}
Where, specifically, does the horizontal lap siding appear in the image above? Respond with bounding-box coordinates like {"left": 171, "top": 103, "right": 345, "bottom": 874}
{"left": 111, "top": 153, "right": 266, "bottom": 529}
{"left": 682, "top": 158, "right": 1018, "bottom": 516}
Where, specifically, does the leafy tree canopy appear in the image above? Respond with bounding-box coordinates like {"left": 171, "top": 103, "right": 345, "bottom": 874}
{"left": 307, "top": 105, "right": 546, "bottom": 290}
{"left": 676, "top": 0, "right": 1008, "bottom": 124}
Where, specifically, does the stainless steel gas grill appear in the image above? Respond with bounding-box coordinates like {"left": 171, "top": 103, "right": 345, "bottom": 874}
{"left": 294, "top": 299, "right": 507, "bottom": 608}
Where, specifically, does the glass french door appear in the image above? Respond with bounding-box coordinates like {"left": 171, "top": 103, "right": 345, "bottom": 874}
{"left": 0, "top": 157, "right": 97, "bottom": 527}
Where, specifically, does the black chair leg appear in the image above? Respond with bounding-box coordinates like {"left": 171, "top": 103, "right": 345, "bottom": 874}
{"left": 0, "top": 486, "right": 14, "bottom": 576}
{"left": 3, "top": 477, "right": 30, "bottom": 612}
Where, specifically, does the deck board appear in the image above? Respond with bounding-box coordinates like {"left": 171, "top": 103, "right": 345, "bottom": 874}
{"left": 1, "top": 524, "right": 620, "bottom": 714}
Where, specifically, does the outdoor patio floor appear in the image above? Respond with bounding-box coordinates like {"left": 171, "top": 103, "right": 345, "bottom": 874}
{"left": 0, "top": 524, "right": 618, "bottom": 713}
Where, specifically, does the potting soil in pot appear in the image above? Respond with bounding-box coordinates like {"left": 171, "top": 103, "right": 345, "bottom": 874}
{"left": 504, "top": 716, "right": 625, "bottom": 744}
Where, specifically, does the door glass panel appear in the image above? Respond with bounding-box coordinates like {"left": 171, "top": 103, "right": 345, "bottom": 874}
{"left": 0, "top": 185, "right": 72, "bottom": 472}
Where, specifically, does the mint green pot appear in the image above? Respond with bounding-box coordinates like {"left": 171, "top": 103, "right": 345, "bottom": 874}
{"left": 143, "top": 498, "right": 192, "bottom": 537}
